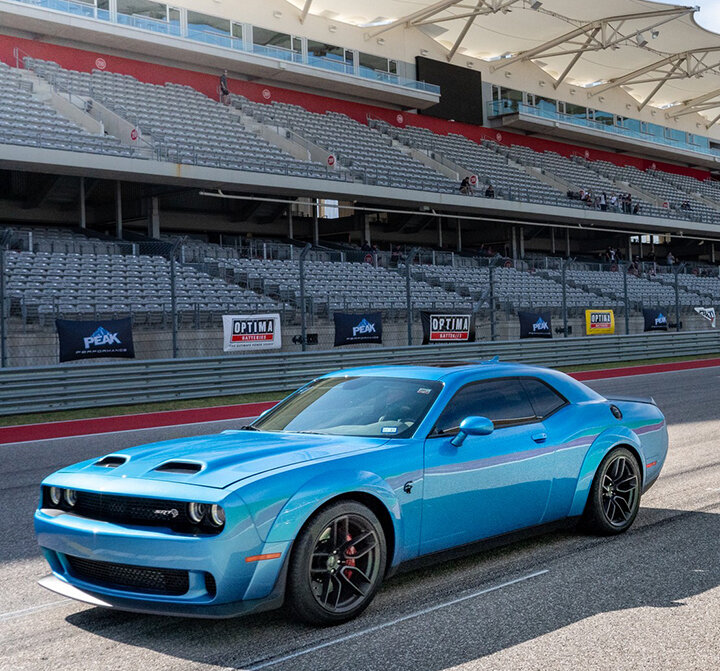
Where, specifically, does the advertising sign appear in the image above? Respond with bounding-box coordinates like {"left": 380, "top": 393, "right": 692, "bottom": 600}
{"left": 56, "top": 318, "right": 135, "bottom": 363}
{"left": 421, "top": 313, "right": 474, "bottom": 344}
{"left": 694, "top": 306, "right": 716, "bottom": 328}
{"left": 333, "top": 312, "right": 382, "bottom": 346}
{"left": 222, "top": 314, "right": 281, "bottom": 352}
{"left": 518, "top": 311, "right": 553, "bottom": 339}
{"left": 643, "top": 309, "right": 669, "bottom": 332}
{"left": 585, "top": 309, "right": 615, "bottom": 335}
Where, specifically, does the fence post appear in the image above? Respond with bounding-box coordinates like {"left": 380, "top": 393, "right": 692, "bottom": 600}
{"left": 406, "top": 248, "right": 417, "bottom": 346}
{"left": 623, "top": 262, "right": 630, "bottom": 334}
{"left": 170, "top": 240, "right": 180, "bottom": 358}
{"left": 0, "top": 242, "right": 5, "bottom": 368}
{"left": 561, "top": 258, "right": 568, "bottom": 337}
{"left": 489, "top": 260, "right": 496, "bottom": 342}
{"left": 299, "top": 243, "right": 311, "bottom": 352}
{"left": 674, "top": 265, "right": 682, "bottom": 332}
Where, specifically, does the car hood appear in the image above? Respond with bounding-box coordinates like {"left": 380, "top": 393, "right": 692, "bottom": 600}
{"left": 61, "top": 430, "right": 390, "bottom": 489}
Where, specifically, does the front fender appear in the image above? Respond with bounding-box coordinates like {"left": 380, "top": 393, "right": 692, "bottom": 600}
{"left": 264, "top": 469, "right": 404, "bottom": 564}
{"left": 567, "top": 426, "right": 645, "bottom": 517}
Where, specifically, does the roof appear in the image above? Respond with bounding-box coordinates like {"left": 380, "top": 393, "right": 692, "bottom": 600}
{"left": 285, "top": 0, "right": 720, "bottom": 126}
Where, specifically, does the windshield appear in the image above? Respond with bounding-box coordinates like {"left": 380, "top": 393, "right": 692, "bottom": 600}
{"left": 252, "top": 376, "right": 443, "bottom": 438}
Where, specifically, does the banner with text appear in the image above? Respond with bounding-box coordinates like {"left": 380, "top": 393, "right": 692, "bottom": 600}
{"left": 643, "top": 308, "right": 669, "bottom": 332}
{"left": 56, "top": 318, "right": 135, "bottom": 363}
{"left": 585, "top": 309, "right": 615, "bottom": 335}
{"left": 421, "top": 313, "right": 475, "bottom": 345}
{"left": 223, "top": 314, "right": 281, "bottom": 352}
{"left": 518, "top": 311, "right": 553, "bottom": 339}
{"left": 694, "top": 306, "right": 716, "bottom": 327}
{"left": 334, "top": 312, "right": 383, "bottom": 346}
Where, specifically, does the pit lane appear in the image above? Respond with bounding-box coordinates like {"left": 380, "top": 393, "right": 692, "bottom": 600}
{"left": 1, "top": 367, "right": 718, "bottom": 671}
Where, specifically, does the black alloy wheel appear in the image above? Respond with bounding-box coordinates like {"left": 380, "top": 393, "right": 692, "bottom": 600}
{"left": 288, "top": 501, "right": 386, "bottom": 624}
{"left": 583, "top": 446, "right": 642, "bottom": 535}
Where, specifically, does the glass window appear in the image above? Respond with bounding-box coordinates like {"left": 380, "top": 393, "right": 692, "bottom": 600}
{"left": 254, "top": 27, "right": 292, "bottom": 51}
{"left": 593, "top": 110, "right": 614, "bottom": 126}
{"left": 116, "top": 0, "right": 167, "bottom": 20}
{"left": 433, "top": 379, "right": 536, "bottom": 435}
{"left": 252, "top": 376, "right": 443, "bottom": 438}
{"left": 359, "top": 52, "right": 392, "bottom": 73}
{"left": 187, "top": 11, "right": 231, "bottom": 36}
{"left": 520, "top": 379, "right": 566, "bottom": 419}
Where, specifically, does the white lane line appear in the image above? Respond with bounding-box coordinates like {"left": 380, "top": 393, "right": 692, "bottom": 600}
{"left": 244, "top": 569, "right": 549, "bottom": 671}
{"left": 0, "top": 598, "right": 70, "bottom": 623}
{"left": 707, "top": 488, "right": 720, "bottom": 492}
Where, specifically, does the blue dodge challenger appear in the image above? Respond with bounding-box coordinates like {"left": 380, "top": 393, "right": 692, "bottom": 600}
{"left": 35, "top": 361, "right": 667, "bottom": 624}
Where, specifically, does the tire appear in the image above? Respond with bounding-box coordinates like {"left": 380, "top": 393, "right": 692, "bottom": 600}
{"left": 582, "top": 447, "right": 642, "bottom": 535}
{"left": 287, "top": 500, "right": 387, "bottom": 625}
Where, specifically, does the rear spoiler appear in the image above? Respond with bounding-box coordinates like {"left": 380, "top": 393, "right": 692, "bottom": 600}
{"left": 606, "top": 395, "right": 657, "bottom": 406}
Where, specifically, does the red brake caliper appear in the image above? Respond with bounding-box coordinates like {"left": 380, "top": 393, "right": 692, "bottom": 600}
{"left": 345, "top": 533, "right": 356, "bottom": 578}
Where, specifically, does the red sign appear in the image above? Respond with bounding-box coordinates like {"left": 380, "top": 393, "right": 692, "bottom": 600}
{"left": 495, "top": 132, "right": 503, "bottom": 142}
{"left": 261, "top": 88, "right": 271, "bottom": 100}
{"left": 130, "top": 129, "right": 138, "bottom": 141}
{"left": 396, "top": 113, "right": 404, "bottom": 124}
{"left": 231, "top": 333, "right": 274, "bottom": 342}
{"left": 95, "top": 57, "right": 107, "bottom": 70}
{"left": 584, "top": 149, "right": 590, "bottom": 159}
{"left": 469, "top": 174, "right": 478, "bottom": 186}
{"left": 327, "top": 155, "right": 336, "bottom": 167}
{"left": 364, "top": 253, "right": 374, "bottom": 264}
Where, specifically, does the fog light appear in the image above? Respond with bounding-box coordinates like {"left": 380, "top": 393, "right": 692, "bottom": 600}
{"left": 188, "top": 502, "right": 206, "bottom": 524}
{"left": 209, "top": 504, "right": 225, "bottom": 527}
{"left": 64, "top": 489, "right": 77, "bottom": 507}
{"left": 49, "top": 487, "right": 62, "bottom": 506}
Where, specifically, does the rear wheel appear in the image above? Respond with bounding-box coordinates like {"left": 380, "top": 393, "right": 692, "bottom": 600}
{"left": 287, "top": 501, "right": 386, "bottom": 625}
{"left": 583, "top": 447, "right": 641, "bottom": 535}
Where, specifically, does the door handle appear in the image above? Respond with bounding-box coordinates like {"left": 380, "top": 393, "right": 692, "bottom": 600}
{"left": 531, "top": 432, "right": 547, "bottom": 443}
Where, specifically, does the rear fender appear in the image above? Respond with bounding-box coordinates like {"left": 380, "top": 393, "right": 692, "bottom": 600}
{"left": 568, "top": 426, "right": 645, "bottom": 517}
{"left": 264, "top": 469, "right": 403, "bottom": 562}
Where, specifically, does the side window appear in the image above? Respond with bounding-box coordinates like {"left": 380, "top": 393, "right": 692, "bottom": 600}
{"left": 521, "top": 379, "right": 567, "bottom": 419}
{"left": 433, "top": 379, "right": 536, "bottom": 434}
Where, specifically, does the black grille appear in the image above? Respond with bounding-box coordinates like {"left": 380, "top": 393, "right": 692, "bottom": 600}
{"left": 74, "top": 491, "right": 191, "bottom": 527}
{"left": 66, "top": 555, "right": 189, "bottom": 595}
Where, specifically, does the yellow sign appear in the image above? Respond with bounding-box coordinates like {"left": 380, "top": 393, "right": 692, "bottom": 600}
{"left": 585, "top": 310, "right": 615, "bottom": 335}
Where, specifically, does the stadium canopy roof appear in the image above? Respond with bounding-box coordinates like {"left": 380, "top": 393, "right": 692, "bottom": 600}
{"left": 286, "top": 0, "right": 720, "bottom": 127}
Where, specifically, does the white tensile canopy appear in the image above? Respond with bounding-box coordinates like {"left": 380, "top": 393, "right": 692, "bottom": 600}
{"left": 285, "top": 0, "right": 720, "bottom": 126}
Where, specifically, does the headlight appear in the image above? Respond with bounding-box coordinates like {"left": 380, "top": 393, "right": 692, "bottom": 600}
{"left": 187, "top": 502, "right": 206, "bottom": 524}
{"left": 64, "top": 489, "right": 77, "bottom": 507}
{"left": 209, "top": 504, "right": 225, "bottom": 527}
{"left": 49, "top": 487, "right": 62, "bottom": 506}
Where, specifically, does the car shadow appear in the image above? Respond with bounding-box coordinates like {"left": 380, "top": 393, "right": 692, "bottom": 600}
{"left": 65, "top": 506, "right": 720, "bottom": 670}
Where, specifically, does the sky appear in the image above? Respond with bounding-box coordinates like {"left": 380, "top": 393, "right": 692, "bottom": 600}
{"left": 657, "top": 0, "right": 720, "bottom": 34}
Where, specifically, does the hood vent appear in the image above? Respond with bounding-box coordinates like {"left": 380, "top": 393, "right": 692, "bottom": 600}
{"left": 154, "top": 461, "right": 203, "bottom": 475}
{"left": 95, "top": 455, "right": 127, "bottom": 468}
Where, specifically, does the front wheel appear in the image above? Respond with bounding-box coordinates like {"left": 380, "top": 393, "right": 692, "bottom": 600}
{"left": 583, "top": 447, "right": 642, "bottom": 535}
{"left": 287, "top": 501, "right": 387, "bottom": 625}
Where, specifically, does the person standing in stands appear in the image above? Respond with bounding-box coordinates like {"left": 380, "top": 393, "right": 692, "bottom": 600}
{"left": 219, "top": 70, "right": 230, "bottom": 105}
{"left": 485, "top": 183, "right": 495, "bottom": 198}
{"left": 459, "top": 177, "right": 473, "bottom": 195}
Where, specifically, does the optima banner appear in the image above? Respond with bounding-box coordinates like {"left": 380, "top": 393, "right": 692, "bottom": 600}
{"left": 56, "top": 318, "right": 135, "bottom": 363}
{"left": 518, "top": 311, "right": 553, "bottom": 339}
{"left": 585, "top": 309, "right": 615, "bottom": 335}
{"left": 421, "top": 313, "right": 475, "bottom": 345}
{"left": 643, "top": 309, "right": 669, "bottom": 332}
{"left": 222, "top": 314, "right": 281, "bottom": 352}
{"left": 333, "top": 312, "right": 382, "bottom": 347}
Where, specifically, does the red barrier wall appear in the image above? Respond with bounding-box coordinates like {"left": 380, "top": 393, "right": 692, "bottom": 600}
{"left": 0, "top": 34, "right": 712, "bottom": 181}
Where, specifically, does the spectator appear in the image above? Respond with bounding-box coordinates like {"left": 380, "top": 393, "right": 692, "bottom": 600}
{"left": 390, "top": 245, "right": 400, "bottom": 268}
{"left": 459, "top": 177, "right": 473, "bottom": 195}
{"left": 219, "top": 70, "right": 230, "bottom": 105}
{"left": 633, "top": 202, "right": 640, "bottom": 215}
{"left": 667, "top": 250, "right": 675, "bottom": 266}
{"left": 485, "top": 183, "right": 495, "bottom": 198}
{"left": 361, "top": 240, "right": 372, "bottom": 252}
{"left": 600, "top": 192, "right": 607, "bottom": 212}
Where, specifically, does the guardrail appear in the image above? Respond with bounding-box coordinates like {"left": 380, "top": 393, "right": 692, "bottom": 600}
{"left": 2, "top": 330, "right": 719, "bottom": 416}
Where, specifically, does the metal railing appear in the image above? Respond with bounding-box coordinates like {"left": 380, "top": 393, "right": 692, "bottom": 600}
{"left": 2, "top": 330, "right": 719, "bottom": 415}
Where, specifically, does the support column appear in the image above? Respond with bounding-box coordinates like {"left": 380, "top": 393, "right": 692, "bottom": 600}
{"left": 456, "top": 218, "right": 462, "bottom": 252}
{"left": 519, "top": 226, "right": 525, "bottom": 259}
{"left": 287, "top": 207, "right": 294, "bottom": 240}
{"left": 627, "top": 235, "right": 632, "bottom": 263}
{"left": 712, "top": 242, "right": 716, "bottom": 264}
{"left": 313, "top": 198, "right": 319, "bottom": 246}
{"left": 437, "top": 215, "right": 443, "bottom": 249}
{"left": 79, "top": 177, "right": 86, "bottom": 229}
{"left": 363, "top": 215, "right": 371, "bottom": 246}
{"left": 565, "top": 228, "right": 570, "bottom": 257}
{"left": 511, "top": 226, "right": 518, "bottom": 261}
{"left": 550, "top": 227, "right": 555, "bottom": 254}
{"left": 115, "top": 181, "right": 123, "bottom": 239}
{"left": 148, "top": 196, "right": 160, "bottom": 239}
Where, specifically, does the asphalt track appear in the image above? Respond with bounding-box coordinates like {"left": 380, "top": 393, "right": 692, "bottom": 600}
{"left": 1, "top": 367, "right": 719, "bottom": 671}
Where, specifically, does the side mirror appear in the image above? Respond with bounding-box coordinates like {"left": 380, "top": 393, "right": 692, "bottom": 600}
{"left": 451, "top": 416, "right": 494, "bottom": 447}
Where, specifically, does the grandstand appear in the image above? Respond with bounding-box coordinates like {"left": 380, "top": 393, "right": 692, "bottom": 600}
{"left": 2, "top": 0, "right": 720, "bottom": 365}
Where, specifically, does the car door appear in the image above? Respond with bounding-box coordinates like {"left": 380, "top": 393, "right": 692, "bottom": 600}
{"left": 420, "top": 377, "right": 560, "bottom": 555}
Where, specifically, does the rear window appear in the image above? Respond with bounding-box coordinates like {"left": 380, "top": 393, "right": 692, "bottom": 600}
{"left": 521, "top": 379, "right": 567, "bottom": 419}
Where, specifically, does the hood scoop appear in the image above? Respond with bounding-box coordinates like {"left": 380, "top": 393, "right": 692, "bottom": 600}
{"left": 94, "top": 455, "right": 128, "bottom": 468}
{"left": 154, "top": 461, "right": 203, "bottom": 475}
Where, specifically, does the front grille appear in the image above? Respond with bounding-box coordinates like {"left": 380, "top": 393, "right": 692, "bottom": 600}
{"left": 66, "top": 555, "right": 189, "bottom": 595}
{"left": 73, "top": 491, "right": 191, "bottom": 527}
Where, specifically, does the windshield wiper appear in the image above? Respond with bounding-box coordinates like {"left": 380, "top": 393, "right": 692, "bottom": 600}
{"left": 240, "top": 425, "right": 260, "bottom": 431}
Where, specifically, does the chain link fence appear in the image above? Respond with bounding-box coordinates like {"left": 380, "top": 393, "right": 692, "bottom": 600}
{"left": 1, "top": 230, "right": 719, "bottom": 368}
